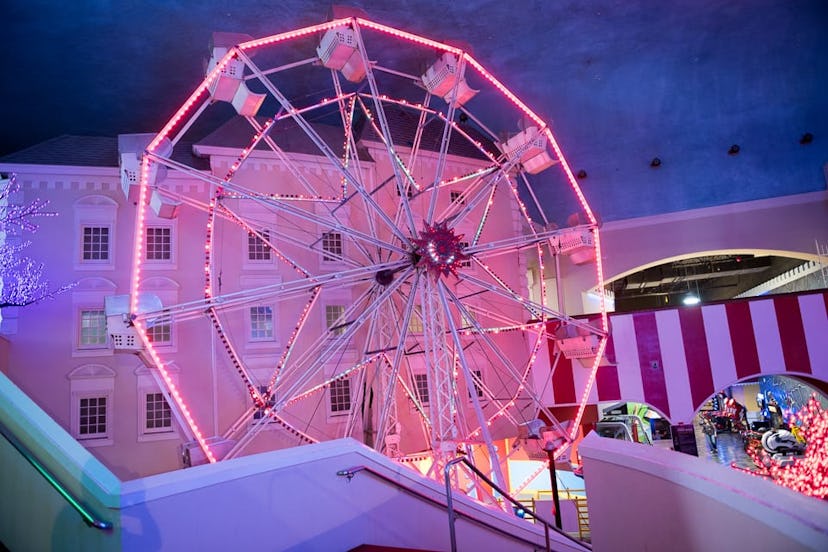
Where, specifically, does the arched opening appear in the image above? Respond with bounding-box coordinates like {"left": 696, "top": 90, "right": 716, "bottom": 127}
{"left": 604, "top": 250, "right": 824, "bottom": 313}
{"left": 690, "top": 374, "right": 828, "bottom": 470}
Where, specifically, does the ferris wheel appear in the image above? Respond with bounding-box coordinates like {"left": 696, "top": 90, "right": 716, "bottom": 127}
{"left": 121, "top": 13, "right": 606, "bottom": 494}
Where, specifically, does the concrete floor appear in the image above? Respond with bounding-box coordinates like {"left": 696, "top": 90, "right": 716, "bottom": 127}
{"left": 694, "top": 426, "right": 755, "bottom": 471}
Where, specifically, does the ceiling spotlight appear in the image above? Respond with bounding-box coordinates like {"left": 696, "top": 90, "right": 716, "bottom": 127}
{"left": 650, "top": 157, "right": 661, "bottom": 168}
{"left": 800, "top": 132, "right": 813, "bottom": 145}
{"left": 728, "top": 144, "right": 740, "bottom": 155}
{"left": 577, "top": 169, "right": 587, "bottom": 179}
{"left": 682, "top": 294, "right": 701, "bottom": 306}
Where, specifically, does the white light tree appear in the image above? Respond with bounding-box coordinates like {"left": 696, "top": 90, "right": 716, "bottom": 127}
{"left": 0, "top": 173, "right": 75, "bottom": 308}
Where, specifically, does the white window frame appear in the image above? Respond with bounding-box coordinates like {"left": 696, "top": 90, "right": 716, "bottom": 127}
{"left": 68, "top": 364, "right": 115, "bottom": 447}
{"left": 407, "top": 305, "right": 424, "bottom": 334}
{"left": 242, "top": 276, "right": 281, "bottom": 349}
{"left": 458, "top": 241, "right": 472, "bottom": 268}
{"left": 325, "top": 352, "right": 357, "bottom": 420}
{"left": 143, "top": 222, "right": 177, "bottom": 267}
{"left": 77, "top": 308, "right": 108, "bottom": 349}
{"left": 72, "top": 278, "right": 117, "bottom": 358}
{"left": 246, "top": 228, "right": 273, "bottom": 263}
{"left": 327, "top": 377, "right": 353, "bottom": 418}
{"left": 142, "top": 391, "right": 175, "bottom": 434}
{"left": 413, "top": 372, "right": 430, "bottom": 406}
{"left": 468, "top": 368, "right": 485, "bottom": 400}
{"left": 81, "top": 226, "right": 112, "bottom": 262}
{"left": 74, "top": 195, "right": 117, "bottom": 270}
{"left": 135, "top": 364, "right": 180, "bottom": 442}
{"left": 321, "top": 231, "right": 344, "bottom": 263}
{"left": 325, "top": 304, "right": 347, "bottom": 337}
{"left": 140, "top": 277, "right": 179, "bottom": 352}
{"left": 248, "top": 305, "right": 275, "bottom": 341}
{"left": 240, "top": 201, "right": 277, "bottom": 270}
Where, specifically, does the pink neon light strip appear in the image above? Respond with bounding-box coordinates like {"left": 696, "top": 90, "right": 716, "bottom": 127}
{"left": 239, "top": 18, "right": 353, "bottom": 51}
{"left": 135, "top": 321, "right": 218, "bottom": 463}
{"left": 355, "top": 18, "right": 463, "bottom": 54}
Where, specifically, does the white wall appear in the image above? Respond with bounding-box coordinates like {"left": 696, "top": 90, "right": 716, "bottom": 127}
{"left": 579, "top": 431, "right": 828, "bottom": 551}
{"left": 562, "top": 191, "right": 828, "bottom": 313}
{"left": 120, "top": 439, "right": 584, "bottom": 552}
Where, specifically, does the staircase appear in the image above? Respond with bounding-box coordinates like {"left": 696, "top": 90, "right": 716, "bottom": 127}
{"left": 574, "top": 497, "right": 590, "bottom": 541}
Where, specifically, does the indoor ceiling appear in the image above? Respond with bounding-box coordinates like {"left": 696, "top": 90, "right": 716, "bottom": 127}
{"left": 608, "top": 254, "right": 809, "bottom": 312}
{"left": 2, "top": 1, "right": 826, "bottom": 307}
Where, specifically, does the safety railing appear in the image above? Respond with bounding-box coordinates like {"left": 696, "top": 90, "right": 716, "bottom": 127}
{"left": 0, "top": 420, "right": 112, "bottom": 530}
{"left": 445, "top": 456, "right": 590, "bottom": 552}
{"left": 337, "top": 461, "right": 590, "bottom": 552}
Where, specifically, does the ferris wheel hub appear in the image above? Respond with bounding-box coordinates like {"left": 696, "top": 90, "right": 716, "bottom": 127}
{"left": 412, "top": 222, "right": 468, "bottom": 279}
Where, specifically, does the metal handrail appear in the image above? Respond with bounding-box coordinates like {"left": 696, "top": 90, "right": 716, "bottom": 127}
{"left": 445, "top": 456, "right": 591, "bottom": 552}
{"left": 337, "top": 462, "right": 590, "bottom": 552}
{"left": 0, "top": 421, "right": 112, "bottom": 530}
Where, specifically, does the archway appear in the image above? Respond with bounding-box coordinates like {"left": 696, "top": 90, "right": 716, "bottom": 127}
{"left": 604, "top": 249, "right": 822, "bottom": 312}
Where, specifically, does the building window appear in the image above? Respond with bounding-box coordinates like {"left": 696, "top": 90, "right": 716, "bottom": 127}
{"left": 470, "top": 369, "right": 484, "bottom": 398}
{"left": 329, "top": 378, "right": 351, "bottom": 415}
{"left": 69, "top": 364, "right": 115, "bottom": 446}
{"left": 78, "top": 396, "right": 109, "bottom": 440}
{"left": 459, "top": 242, "right": 471, "bottom": 268}
{"left": 79, "top": 309, "right": 108, "bottom": 348}
{"left": 326, "top": 305, "right": 346, "bottom": 336}
{"left": 144, "top": 392, "right": 173, "bottom": 433}
{"left": 252, "top": 385, "right": 276, "bottom": 422}
{"left": 146, "top": 323, "right": 171, "bottom": 344}
{"left": 145, "top": 318, "right": 172, "bottom": 346}
{"left": 322, "top": 232, "right": 343, "bottom": 262}
{"left": 450, "top": 191, "right": 465, "bottom": 205}
{"left": 146, "top": 227, "right": 172, "bottom": 261}
{"left": 249, "top": 306, "right": 274, "bottom": 340}
{"left": 408, "top": 306, "right": 423, "bottom": 334}
{"left": 247, "top": 230, "right": 271, "bottom": 261}
{"left": 414, "top": 373, "right": 429, "bottom": 405}
{"left": 75, "top": 195, "right": 117, "bottom": 270}
{"left": 82, "top": 226, "right": 110, "bottom": 261}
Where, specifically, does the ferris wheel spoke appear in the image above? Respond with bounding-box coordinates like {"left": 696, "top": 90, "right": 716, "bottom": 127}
{"left": 146, "top": 150, "right": 385, "bottom": 254}
{"left": 459, "top": 269, "right": 573, "bottom": 327}
{"left": 348, "top": 24, "right": 419, "bottom": 237}
{"left": 330, "top": 86, "right": 382, "bottom": 259}
{"left": 215, "top": 177, "right": 410, "bottom": 256}
{"left": 437, "top": 281, "right": 504, "bottom": 485}
{"left": 444, "top": 169, "right": 512, "bottom": 230}
{"left": 237, "top": 49, "right": 414, "bottom": 247}
{"left": 241, "top": 112, "right": 379, "bottom": 263}
{"left": 442, "top": 284, "right": 568, "bottom": 440}
{"left": 135, "top": 260, "right": 408, "bottom": 324}
{"left": 354, "top": 96, "right": 419, "bottom": 236}
{"left": 424, "top": 59, "right": 470, "bottom": 226}
{"left": 273, "top": 267, "right": 414, "bottom": 407}
{"left": 373, "top": 273, "right": 423, "bottom": 447}
{"left": 217, "top": 203, "right": 313, "bottom": 276}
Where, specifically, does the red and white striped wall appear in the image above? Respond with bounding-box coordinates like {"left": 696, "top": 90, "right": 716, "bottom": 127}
{"left": 548, "top": 290, "right": 828, "bottom": 423}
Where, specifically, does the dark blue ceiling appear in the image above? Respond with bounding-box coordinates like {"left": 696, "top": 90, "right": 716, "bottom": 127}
{"left": 2, "top": 0, "right": 827, "bottom": 223}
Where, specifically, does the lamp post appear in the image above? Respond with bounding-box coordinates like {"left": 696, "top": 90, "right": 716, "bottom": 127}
{"left": 543, "top": 440, "right": 563, "bottom": 530}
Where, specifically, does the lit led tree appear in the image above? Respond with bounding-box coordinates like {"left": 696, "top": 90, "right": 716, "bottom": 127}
{"left": 739, "top": 394, "right": 828, "bottom": 499}
{"left": 0, "top": 173, "right": 74, "bottom": 308}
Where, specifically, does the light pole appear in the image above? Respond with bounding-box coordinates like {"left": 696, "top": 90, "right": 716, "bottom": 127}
{"left": 543, "top": 440, "right": 563, "bottom": 530}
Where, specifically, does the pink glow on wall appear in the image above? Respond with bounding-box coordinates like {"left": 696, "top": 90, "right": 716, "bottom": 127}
{"left": 134, "top": 321, "right": 217, "bottom": 464}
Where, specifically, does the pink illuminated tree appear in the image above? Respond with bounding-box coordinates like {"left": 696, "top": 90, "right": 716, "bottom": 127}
{"left": 0, "top": 173, "right": 75, "bottom": 308}
{"left": 740, "top": 395, "right": 828, "bottom": 499}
